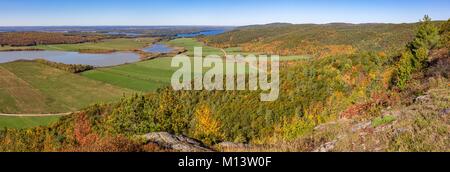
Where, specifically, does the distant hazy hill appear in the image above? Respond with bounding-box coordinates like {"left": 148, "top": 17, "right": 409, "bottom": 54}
{"left": 203, "top": 22, "right": 420, "bottom": 57}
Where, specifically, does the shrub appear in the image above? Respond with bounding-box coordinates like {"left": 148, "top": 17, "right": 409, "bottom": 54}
{"left": 107, "top": 95, "right": 154, "bottom": 135}
{"left": 439, "top": 19, "right": 450, "bottom": 48}
{"left": 392, "top": 51, "right": 414, "bottom": 90}
{"left": 192, "top": 104, "right": 223, "bottom": 145}
{"left": 412, "top": 47, "right": 429, "bottom": 70}
{"left": 34, "top": 59, "right": 94, "bottom": 73}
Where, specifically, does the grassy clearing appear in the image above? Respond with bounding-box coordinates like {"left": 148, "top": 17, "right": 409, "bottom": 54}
{"left": 0, "top": 38, "right": 156, "bottom": 52}
{"left": 0, "top": 116, "right": 60, "bottom": 129}
{"left": 166, "top": 38, "right": 259, "bottom": 56}
{"left": 82, "top": 56, "right": 256, "bottom": 92}
{"left": 223, "top": 47, "right": 242, "bottom": 55}
{"left": 0, "top": 61, "right": 132, "bottom": 114}
{"left": 279, "top": 55, "right": 311, "bottom": 61}
{"left": 372, "top": 115, "right": 397, "bottom": 127}
{"left": 82, "top": 57, "right": 177, "bottom": 92}
{"left": 165, "top": 38, "right": 223, "bottom": 57}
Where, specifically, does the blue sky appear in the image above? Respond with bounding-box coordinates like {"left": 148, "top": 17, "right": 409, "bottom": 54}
{"left": 0, "top": 0, "right": 449, "bottom": 26}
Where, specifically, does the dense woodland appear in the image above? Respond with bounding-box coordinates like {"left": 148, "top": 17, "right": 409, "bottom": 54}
{"left": 202, "top": 23, "right": 424, "bottom": 57}
{"left": 0, "top": 17, "right": 448, "bottom": 152}
{"left": 0, "top": 32, "right": 105, "bottom": 46}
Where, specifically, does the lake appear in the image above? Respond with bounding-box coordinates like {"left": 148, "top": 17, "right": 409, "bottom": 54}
{"left": 0, "top": 51, "right": 141, "bottom": 67}
{"left": 177, "top": 30, "right": 226, "bottom": 38}
{"left": 142, "top": 44, "right": 173, "bottom": 53}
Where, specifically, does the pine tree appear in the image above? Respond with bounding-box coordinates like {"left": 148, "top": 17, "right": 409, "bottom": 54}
{"left": 409, "top": 15, "right": 440, "bottom": 52}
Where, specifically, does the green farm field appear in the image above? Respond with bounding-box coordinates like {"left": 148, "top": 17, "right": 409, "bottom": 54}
{"left": 0, "top": 116, "right": 61, "bottom": 129}
{"left": 82, "top": 38, "right": 247, "bottom": 92}
{"left": 81, "top": 57, "right": 176, "bottom": 92}
{"left": 165, "top": 38, "right": 224, "bottom": 56}
{"left": 81, "top": 57, "right": 255, "bottom": 92}
{"left": 0, "top": 61, "right": 132, "bottom": 114}
{"left": 81, "top": 38, "right": 227, "bottom": 92}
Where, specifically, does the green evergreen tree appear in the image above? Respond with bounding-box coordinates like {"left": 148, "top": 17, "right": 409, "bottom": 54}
{"left": 409, "top": 15, "right": 440, "bottom": 52}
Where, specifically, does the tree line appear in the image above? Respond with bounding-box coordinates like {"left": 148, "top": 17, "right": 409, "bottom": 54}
{"left": 202, "top": 23, "right": 419, "bottom": 57}
{"left": 33, "top": 59, "right": 94, "bottom": 73}
{"left": 0, "top": 32, "right": 104, "bottom": 47}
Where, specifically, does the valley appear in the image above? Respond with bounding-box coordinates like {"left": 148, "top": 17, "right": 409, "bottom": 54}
{"left": 0, "top": 17, "right": 448, "bottom": 152}
{"left": 0, "top": 61, "right": 132, "bottom": 114}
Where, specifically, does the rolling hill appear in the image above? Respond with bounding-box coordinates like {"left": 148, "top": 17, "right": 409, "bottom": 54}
{"left": 81, "top": 57, "right": 176, "bottom": 92}
{"left": 0, "top": 61, "right": 132, "bottom": 114}
{"left": 202, "top": 23, "right": 419, "bottom": 57}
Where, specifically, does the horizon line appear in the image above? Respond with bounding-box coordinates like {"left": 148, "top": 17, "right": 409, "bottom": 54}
{"left": 0, "top": 21, "right": 430, "bottom": 28}
{"left": 2, "top": 19, "right": 448, "bottom": 28}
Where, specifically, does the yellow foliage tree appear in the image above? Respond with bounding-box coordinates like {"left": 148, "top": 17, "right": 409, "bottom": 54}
{"left": 193, "top": 104, "right": 223, "bottom": 145}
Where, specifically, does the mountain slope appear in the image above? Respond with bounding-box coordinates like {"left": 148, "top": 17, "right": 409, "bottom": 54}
{"left": 203, "top": 23, "right": 417, "bottom": 57}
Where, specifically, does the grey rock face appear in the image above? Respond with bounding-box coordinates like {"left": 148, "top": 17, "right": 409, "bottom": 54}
{"left": 142, "top": 132, "right": 212, "bottom": 152}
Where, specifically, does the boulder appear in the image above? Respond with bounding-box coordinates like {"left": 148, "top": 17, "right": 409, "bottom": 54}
{"left": 142, "top": 132, "right": 212, "bottom": 152}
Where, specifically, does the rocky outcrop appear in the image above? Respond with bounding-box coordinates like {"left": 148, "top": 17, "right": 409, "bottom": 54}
{"left": 141, "top": 132, "right": 212, "bottom": 152}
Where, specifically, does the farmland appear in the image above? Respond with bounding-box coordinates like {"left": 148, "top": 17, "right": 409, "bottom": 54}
{"left": 0, "top": 61, "right": 132, "bottom": 114}
{"left": 81, "top": 38, "right": 307, "bottom": 92}
{"left": 81, "top": 38, "right": 228, "bottom": 92}
{"left": 165, "top": 38, "right": 224, "bottom": 56}
{"left": 0, "top": 116, "right": 60, "bottom": 129}
{"left": 81, "top": 57, "right": 176, "bottom": 92}
{"left": 0, "top": 17, "right": 449, "bottom": 152}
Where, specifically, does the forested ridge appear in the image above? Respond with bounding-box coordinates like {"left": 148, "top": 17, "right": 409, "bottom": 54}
{"left": 202, "top": 22, "right": 442, "bottom": 58}
{"left": 0, "top": 17, "right": 448, "bottom": 152}
{"left": 0, "top": 32, "right": 105, "bottom": 46}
